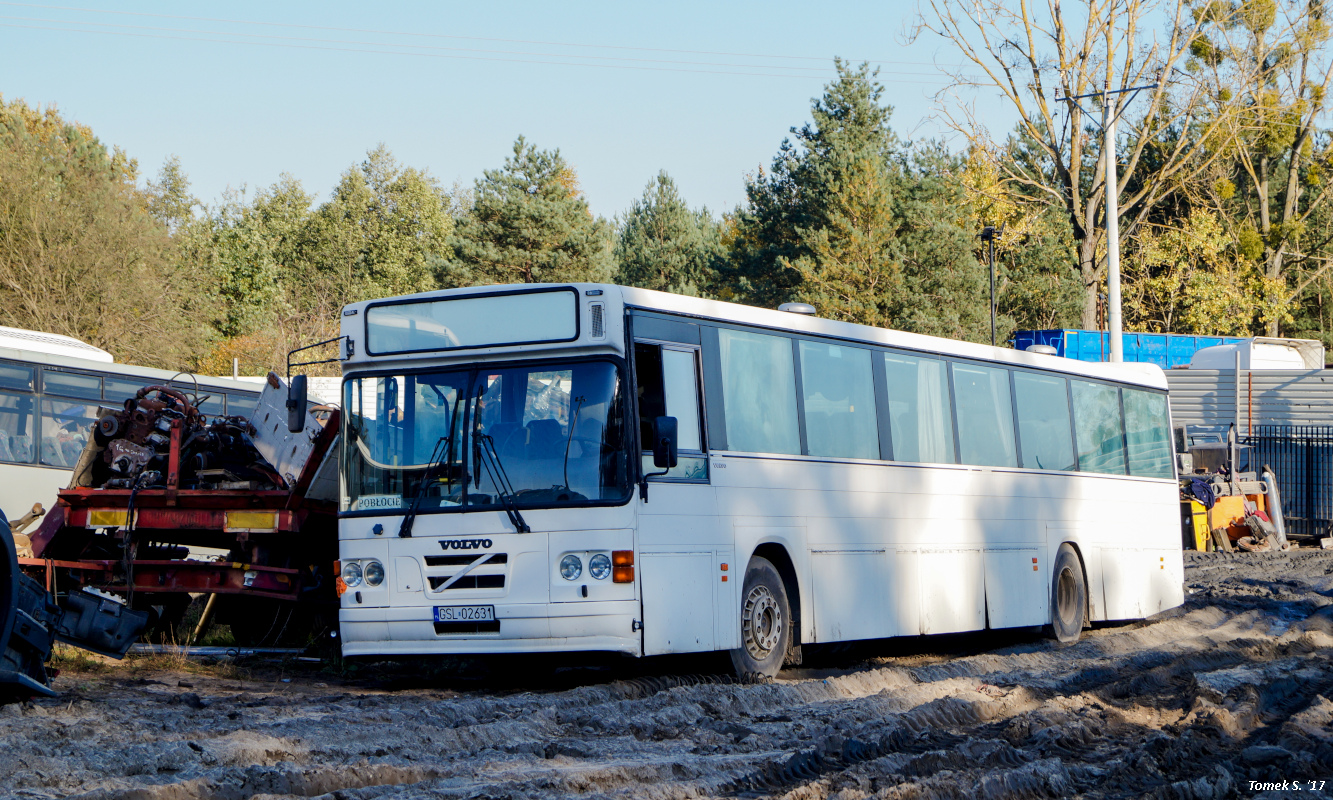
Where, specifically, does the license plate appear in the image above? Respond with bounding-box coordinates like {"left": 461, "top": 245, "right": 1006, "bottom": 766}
{"left": 434, "top": 605, "right": 495, "bottom": 623}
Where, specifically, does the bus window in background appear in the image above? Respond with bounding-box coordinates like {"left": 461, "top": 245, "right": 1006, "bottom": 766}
{"left": 718, "top": 329, "right": 800, "bottom": 455}
{"left": 1072, "top": 380, "right": 1127, "bottom": 475}
{"left": 0, "top": 363, "right": 34, "bottom": 392}
{"left": 43, "top": 370, "right": 101, "bottom": 401}
{"left": 1013, "top": 372, "right": 1076, "bottom": 471}
{"left": 228, "top": 393, "right": 258, "bottom": 418}
{"left": 952, "top": 364, "right": 1018, "bottom": 468}
{"left": 799, "top": 342, "right": 878, "bottom": 460}
{"left": 41, "top": 399, "right": 98, "bottom": 468}
{"left": 0, "top": 393, "right": 35, "bottom": 463}
{"left": 882, "top": 353, "right": 955, "bottom": 464}
{"left": 1124, "top": 389, "right": 1174, "bottom": 478}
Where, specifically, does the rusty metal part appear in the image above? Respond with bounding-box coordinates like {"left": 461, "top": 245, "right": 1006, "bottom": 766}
{"left": 18, "top": 557, "right": 303, "bottom": 602}
{"left": 8, "top": 503, "right": 45, "bottom": 535}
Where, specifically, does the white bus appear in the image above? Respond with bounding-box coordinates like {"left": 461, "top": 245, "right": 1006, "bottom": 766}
{"left": 329, "top": 284, "right": 1184, "bottom": 676}
{"left": 0, "top": 328, "right": 261, "bottom": 523}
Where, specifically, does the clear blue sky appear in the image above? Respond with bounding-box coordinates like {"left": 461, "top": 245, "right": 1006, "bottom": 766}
{"left": 0, "top": 1, "right": 1010, "bottom": 218}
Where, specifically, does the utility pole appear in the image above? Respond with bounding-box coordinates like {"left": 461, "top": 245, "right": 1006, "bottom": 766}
{"left": 1056, "top": 77, "right": 1158, "bottom": 363}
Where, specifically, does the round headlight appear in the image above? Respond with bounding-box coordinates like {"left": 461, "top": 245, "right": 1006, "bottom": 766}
{"left": 363, "top": 560, "right": 385, "bottom": 587}
{"left": 341, "top": 561, "right": 363, "bottom": 588}
{"left": 559, "top": 554, "right": 582, "bottom": 581}
{"left": 589, "top": 553, "right": 611, "bottom": 580}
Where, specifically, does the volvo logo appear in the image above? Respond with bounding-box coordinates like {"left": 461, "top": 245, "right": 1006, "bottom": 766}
{"left": 439, "top": 538, "right": 492, "bottom": 551}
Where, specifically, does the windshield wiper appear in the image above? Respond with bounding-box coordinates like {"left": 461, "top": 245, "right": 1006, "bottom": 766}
{"left": 473, "top": 432, "right": 531, "bottom": 533}
{"left": 399, "top": 395, "right": 461, "bottom": 538}
{"left": 399, "top": 435, "right": 452, "bottom": 538}
{"left": 559, "top": 395, "right": 586, "bottom": 492}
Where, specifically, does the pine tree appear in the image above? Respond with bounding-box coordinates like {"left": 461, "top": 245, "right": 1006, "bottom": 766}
{"left": 451, "top": 137, "right": 614, "bottom": 286}
{"left": 615, "top": 171, "right": 722, "bottom": 296}
{"left": 727, "top": 61, "right": 991, "bottom": 339}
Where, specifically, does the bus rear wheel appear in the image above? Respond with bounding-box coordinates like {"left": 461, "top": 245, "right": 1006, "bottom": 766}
{"left": 729, "top": 557, "right": 790, "bottom": 679}
{"left": 1050, "top": 545, "right": 1086, "bottom": 644}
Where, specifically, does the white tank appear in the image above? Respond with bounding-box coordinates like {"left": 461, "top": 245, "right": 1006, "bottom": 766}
{"left": 1189, "top": 337, "right": 1325, "bottom": 370}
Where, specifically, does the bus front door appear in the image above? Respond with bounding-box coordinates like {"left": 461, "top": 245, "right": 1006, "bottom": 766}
{"left": 632, "top": 339, "right": 732, "bottom": 656}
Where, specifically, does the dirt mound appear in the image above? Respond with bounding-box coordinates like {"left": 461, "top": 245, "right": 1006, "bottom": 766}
{"left": 3, "top": 551, "right": 1332, "bottom": 799}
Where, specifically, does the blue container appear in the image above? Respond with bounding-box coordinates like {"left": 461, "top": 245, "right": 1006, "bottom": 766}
{"left": 1012, "top": 330, "right": 1247, "bottom": 368}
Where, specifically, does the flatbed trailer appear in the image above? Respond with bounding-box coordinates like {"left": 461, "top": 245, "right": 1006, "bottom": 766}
{"left": 20, "top": 377, "right": 341, "bottom": 643}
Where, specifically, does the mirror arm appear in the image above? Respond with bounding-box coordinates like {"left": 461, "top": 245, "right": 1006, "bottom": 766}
{"left": 638, "top": 467, "right": 670, "bottom": 502}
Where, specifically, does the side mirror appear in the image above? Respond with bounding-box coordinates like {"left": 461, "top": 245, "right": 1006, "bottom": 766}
{"left": 286, "top": 374, "right": 308, "bottom": 433}
{"left": 652, "top": 416, "right": 678, "bottom": 469}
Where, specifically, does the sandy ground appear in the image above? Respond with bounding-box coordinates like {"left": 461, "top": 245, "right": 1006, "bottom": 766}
{"left": 3, "top": 550, "right": 1333, "bottom": 800}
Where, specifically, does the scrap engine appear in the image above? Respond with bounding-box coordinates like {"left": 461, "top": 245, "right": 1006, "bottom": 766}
{"left": 90, "top": 385, "right": 284, "bottom": 491}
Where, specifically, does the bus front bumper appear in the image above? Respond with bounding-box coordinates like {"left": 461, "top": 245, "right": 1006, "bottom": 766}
{"left": 338, "top": 600, "right": 641, "bottom": 657}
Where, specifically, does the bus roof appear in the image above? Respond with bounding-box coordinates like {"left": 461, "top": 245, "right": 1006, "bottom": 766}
{"left": 342, "top": 283, "right": 1169, "bottom": 391}
{"left": 0, "top": 343, "right": 261, "bottom": 394}
{"left": 0, "top": 326, "right": 114, "bottom": 362}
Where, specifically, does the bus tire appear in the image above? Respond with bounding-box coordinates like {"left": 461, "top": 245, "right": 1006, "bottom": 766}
{"left": 729, "top": 557, "right": 790, "bottom": 679}
{"left": 1051, "top": 545, "right": 1086, "bottom": 644}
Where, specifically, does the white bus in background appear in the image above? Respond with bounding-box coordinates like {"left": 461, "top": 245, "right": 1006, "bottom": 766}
{"left": 326, "top": 285, "right": 1184, "bottom": 676}
{"left": 0, "top": 327, "right": 261, "bottom": 523}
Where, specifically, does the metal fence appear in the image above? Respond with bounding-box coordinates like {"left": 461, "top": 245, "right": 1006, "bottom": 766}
{"left": 1242, "top": 425, "right": 1333, "bottom": 540}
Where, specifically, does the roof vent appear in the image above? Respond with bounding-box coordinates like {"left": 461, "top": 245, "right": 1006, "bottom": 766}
{"left": 1026, "top": 344, "right": 1059, "bottom": 356}
{"left": 778, "top": 302, "right": 817, "bottom": 315}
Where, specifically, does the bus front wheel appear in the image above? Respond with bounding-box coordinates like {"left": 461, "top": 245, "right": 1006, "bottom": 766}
{"left": 730, "top": 557, "right": 791, "bottom": 679}
{"left": 1050, "top": 545, "right": 1086, "bottom": 644}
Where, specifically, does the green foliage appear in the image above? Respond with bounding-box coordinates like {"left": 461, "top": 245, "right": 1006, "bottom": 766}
{"left": 0, "top": 96, "right": 209, "bottom": 368}
{"left": 726, "top": 61, "right": 998, "bottom": 341}
{"left": 145, "top": 155, "right": 196, "bottom": 232}
{"left": 615, "top": 171, "right": 723, "bottom": 296}
{"left": 179, "top": 147, "right": 453, "bottom": 374}
{"left": 307, "top": 145, "right": 452, "bottom": 301}
{"left": 450, "top": 137, "right": 614, "bottom": 286}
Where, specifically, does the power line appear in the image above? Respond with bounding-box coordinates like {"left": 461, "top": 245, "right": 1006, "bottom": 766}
{"left": 0, "top": 13, "right": 961, "bottom": 78}
{"left": 0, "top": 20, "right": 968, "bottom": 84}
{"left": 0, "top": 1, "right": 974, "bottom": 70}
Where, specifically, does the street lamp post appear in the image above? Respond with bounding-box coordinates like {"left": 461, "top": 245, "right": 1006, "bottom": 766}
{"left": 1055, "top": 78, "right": 1158, "bottom": 363}
{"left": 980, "top": 225, "right": 998, "bottom": 347}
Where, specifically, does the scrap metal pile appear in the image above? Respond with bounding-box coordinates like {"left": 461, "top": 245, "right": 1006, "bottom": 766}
{"left": 86, "top": 385, "right": 285, "bottom": 491}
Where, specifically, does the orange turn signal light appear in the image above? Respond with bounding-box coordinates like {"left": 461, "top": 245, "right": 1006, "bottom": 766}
{"left": 334, "top": 561, "right": 347, "bottom": 597}
{"left": 612, "top": 550, "right": 634, "bottom": 566}
{"left": 613, "top": 565, "right": 635, "bottom": 583}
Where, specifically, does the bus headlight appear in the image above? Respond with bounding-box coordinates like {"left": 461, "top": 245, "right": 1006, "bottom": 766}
{"left": 363, "top": 560, "right": 385, "bottom": 587}
{"left": 341, "top": 561, "right": 363, "bottom": 588}
{"left": 588, "top": 553, "right": 611, "bottom": 580}
{"left": 559, "top": 554, "right": 582, "bottom": 581}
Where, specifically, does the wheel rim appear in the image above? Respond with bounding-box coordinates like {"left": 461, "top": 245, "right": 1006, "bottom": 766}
{"left": 1057, "top": 566, "right": 1079, "bottom": 627}
{"left": 742, "top": 584, "right": 783, "bottom": 660}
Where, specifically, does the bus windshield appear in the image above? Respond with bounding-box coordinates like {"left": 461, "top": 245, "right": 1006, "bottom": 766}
{"left": 342, "top": 360, "right": 631, "bottom": 514}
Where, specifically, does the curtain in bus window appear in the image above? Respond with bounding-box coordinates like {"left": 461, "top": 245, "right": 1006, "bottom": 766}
{"left": 882, "top": 353, "right": 955, "bottom": 463}
{"left": 1071, "top": 380, "right": 1127, "bottom": 474}
{"left": 40, "top": 399, "right": 98, "bottom": 468}
{"left": 1013, "top": 372, "right": 1076, "bottom": 471}
{"left": 798, "top": 342, "right": 878, "bottom": 459}
{"left": 952, "top": 364, "right": 1018, "bottom": 468}
{"left": 0, "top": 392, "right": 36, "bottom": 463}
{"left": 1123, "top": 389, "right": 1173, "bottom": 478}
{"left": 718, "top": 329, "right": 800, "bottom": 455}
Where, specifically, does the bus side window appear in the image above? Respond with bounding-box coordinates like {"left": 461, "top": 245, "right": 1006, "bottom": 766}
{"left": 636, "top": 342, "right": 707, "bottom": 480}
{"left": 0, "top": 392, "right": 35, "bottom": 463}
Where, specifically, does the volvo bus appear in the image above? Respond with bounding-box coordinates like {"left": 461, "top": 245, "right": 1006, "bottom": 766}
{"left": 325, "top": 284, "right": 1184, "bottom": 676}
{"left": 0, "top": 326, "right": 260, "bottom": 524}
